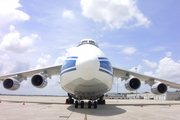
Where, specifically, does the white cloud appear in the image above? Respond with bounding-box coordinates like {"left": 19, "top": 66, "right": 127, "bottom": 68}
{"left": 0, "top": 0, "right": 29, "bottom": 27}
{"left": 62, "top": 10, "right": 75, "bottom": 19}
{"left": 0, "top": 54, "right": 14, "bottom": 75}
{"left": 99, "top": 42, "right": 123, "bottom": 48}
{"left": 165, "top": 51, "right": 172, "bottom": 57}
{"left": 122, "top": 47, "right": 137, "bottom": 55}
{"left": 55, "top": 47, "right": 76, "bottom": 65}
{"left": 152, "top": 46, "right": 166, "bottom": 51}
{"left": 143, "top": 57, "right": 180, "bottom": 84}
{"left": 125, "top": 57, "right": 133, "bottom": 60}
{"left": 55, "top": 56, "right": 66, "bottom": 65}
{"left": 35, "top": 54, "right": 52, "bottom": 69}
{"left": 130, "top": 65, "right": 142, "bottom": 73}
{"left": 81, "top": 0, "right": 151, "bottom": 29}
{"left": 155, "top": 57, "right": 180, "bottom": 83}
{"left": 143, "top": 71, "right": 155, "bottom": 77}
{"left": 143, "top": 59, "right": 157, "bottom": 68}
{"left": 0, "top": 25, "right": 38, "bottom": 53}
{"left": 10, "top": 61, "right": 30, "bottom": 73}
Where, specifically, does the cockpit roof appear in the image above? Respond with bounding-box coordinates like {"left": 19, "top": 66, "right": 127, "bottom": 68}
{"left": 78, "top": 39, "right": 99, "bottom": 47}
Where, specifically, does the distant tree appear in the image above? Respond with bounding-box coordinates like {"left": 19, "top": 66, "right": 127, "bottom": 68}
{"left": 143, "top": 92, "right": 149, "bottom": 93}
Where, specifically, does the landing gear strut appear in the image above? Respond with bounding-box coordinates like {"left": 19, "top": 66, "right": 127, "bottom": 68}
{"left": 66, "top": 93, "right": 74, "bottom": 104}
{"left": 98, "top": 95, "right": 106, "bottom": 104}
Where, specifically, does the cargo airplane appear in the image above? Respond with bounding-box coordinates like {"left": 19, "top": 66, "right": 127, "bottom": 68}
{"left": 0, "top": 39, "right": 180, "bottom": 109}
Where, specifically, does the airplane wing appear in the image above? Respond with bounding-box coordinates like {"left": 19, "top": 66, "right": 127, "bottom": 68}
{"left": 0, "top": 64, "right": 62, "bottom": 81}
{"left": 113, "top": 66, "right": 180, "bottom": 89}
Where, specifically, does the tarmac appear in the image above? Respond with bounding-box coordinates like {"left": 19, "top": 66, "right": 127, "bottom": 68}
{"left": 0, "top": 95, "right": 180, "bottom": 120}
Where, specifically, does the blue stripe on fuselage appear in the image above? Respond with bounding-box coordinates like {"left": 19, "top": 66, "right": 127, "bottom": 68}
{"left": 99, "top": 69, "right": 113, "bottom": 76}
{"left": 60, "top": 68, "right": 76, "bottom": 75}
{"left": 61, "top": 56, "right": 78, "bottom": 75}
{"left": 99, "top": 61, "right": 113, "bottom": 72}
{"left": 98, "top": 57, "right": 113, "bottom": 76}
{"left": 61, "top": 60, "right": 76, "bottom": 71}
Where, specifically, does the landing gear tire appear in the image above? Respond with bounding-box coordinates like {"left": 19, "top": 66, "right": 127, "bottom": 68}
{"left": 70, "top": 99, "right": 74, "bottom": 104}
{"left": 75, "top": 101, "right": 78, "bottom": 108}
{"left": 66, "top": 93, "right": 74, "bottom": 104}
{"left": 88, "top": 101, "right": 92, "bottom": 109}
{"left": 103, "top": 100, "right": 105, "bottom": 104}
{"left": 94, "top": 101, "right": 97, "bottom": 109}
{"left": 80, "top": 101, "right": 84, "bottom": 108}
{"left": 66, "top": 99, "right": 69, "bottom": 104}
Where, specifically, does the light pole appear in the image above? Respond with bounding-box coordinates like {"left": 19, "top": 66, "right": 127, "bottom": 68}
{"left": 117, "top": 78, "right": 118, "bottom": 94}
{"left": 135, "top": 68, "right": 137, "bottom": 99}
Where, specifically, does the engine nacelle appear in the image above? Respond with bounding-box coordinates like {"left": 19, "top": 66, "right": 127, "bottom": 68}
{"left": 31, "top": 73, "right": 48, "bottom": 88}
{"left": 151, "top": 82, "right": 167, "bottom": 95}
{"left": 125, "top": 77, "right": 141, "bottom": 91}
{"left": 3, "top": 78, "right": 20, "bottom": 90}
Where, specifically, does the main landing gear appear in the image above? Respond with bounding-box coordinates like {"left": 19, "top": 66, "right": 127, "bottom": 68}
{"left": 65, "top": 94, "right": 106, "bottom": 109}
{"left": 74, "top": 100, "right": 98, "bottom": 109}
{"left": 66, "top": 93, "right": 74, "bottom": 104}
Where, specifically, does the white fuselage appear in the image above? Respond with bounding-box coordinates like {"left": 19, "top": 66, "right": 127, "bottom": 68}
{"left": 60, "top": 44, "right": 113, "bottom": 100}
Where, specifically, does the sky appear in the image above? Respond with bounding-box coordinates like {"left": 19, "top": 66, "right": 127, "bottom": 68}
{"left": 0, "top": 0, "right": 180, "bottom": 95}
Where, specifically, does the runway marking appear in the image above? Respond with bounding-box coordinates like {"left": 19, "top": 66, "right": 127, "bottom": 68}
{"left": 59, "top": 107, "right": 75, "bottom": 120}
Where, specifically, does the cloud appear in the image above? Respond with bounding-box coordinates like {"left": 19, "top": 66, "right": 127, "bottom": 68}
{"left": 143, "top": 71, "right": 155, "bottom": 77}
{"left": 35, "top": 54, "right": 52, "bottom": 69}
{"left": 130, "top": 65, "right": 142, "bottom": 72}
{"left": 0, "top": 25, "right": 39, "bottom": 53}
{"left": 81, "top": 0, "right": 151, "bottom": 29}
{"left": 143, "top": 56, "right": 180, "bottom": 84}
{"left": 99, "top": 42, "right": 123, "bottom": 48}
{"left": 62, "top": 10, "right": 75, "bottom": 19}
{"left": 10, "top": 61, "right": 30, "bottom": 73}
{"left": 155, "top": 57, "right": 180, "bottom": 83}
{"left": 165, "top": 51, "right": 172, "bottom": 57}
{"left": 152, "top": 46, "right": 166, "bottom": 51}
{"left": 0, "top": 54, "right": 14, "bottom": 75}
{"left": 143, "top": 59, "right": 157, "bottom": 68}
{"left": 55, "top": 47, "right": 76, "bottom": 65}
{"left": 0, "top": 0, "right": 29, "bottom": 27}
{"left": 122, "top": 47, "right": 137, "bottom": 55}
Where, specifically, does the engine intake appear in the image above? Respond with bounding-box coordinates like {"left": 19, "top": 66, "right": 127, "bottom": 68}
{"left": 31, "top": 73, "right": 48, "bottom": 88}
{"left": 125, "top": 77, "right": 141, "bottom": 91}
{"left": 3, "top": 78, "right": 20, "bottom": 90}
{"left": 151, "top": 82, "right": 167, "bottom": 95}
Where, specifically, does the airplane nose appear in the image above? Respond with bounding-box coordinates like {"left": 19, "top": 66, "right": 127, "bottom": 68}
{"left": 76, "top": 55, "right": 99, "bottom": 80}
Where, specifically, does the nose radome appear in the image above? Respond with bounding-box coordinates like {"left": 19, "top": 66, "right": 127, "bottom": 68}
{"left": 76, "top": 55, "right": 99, "bottom": 80}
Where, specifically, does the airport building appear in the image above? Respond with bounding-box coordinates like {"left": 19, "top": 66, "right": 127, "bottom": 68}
{"left": 106, "top": 91, "right": 180, "bottom": 100}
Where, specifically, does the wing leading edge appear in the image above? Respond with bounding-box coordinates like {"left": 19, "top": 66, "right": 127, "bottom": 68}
{"left": 113, "top": 66, "right": 180, "bottom": 89}
{"left": 0, "top": 64, "right": 62, "bottom": 81}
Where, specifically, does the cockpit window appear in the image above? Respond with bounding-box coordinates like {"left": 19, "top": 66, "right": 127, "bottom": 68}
{"left": 78, "top": 39, "right": 99, "bottom": 47}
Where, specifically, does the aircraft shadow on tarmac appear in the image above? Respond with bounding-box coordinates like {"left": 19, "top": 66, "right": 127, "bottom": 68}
{"left": 67, "top": 104, "right": 126, "bottom": 116}
{"left": 67, "top": 102, "right": 180, "bottom": 116}
{"left": 3, "top": 100, "right": 180, "bottom": 117}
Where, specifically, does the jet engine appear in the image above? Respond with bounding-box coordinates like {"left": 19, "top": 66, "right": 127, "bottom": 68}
{"left": 125, "top": 77, "right": 141, "bottom": 91}
{"left": 151, "top": 82, "right": 167, "bottom": 95}
{"left": 3, "top": 78, "right": 20, "bottom": 90}
{"left": 31, "top": 73, "right": 48, "bottom": 88}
